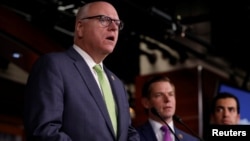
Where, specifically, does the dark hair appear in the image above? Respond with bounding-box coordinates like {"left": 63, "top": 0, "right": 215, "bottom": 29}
{"left": 141, "top": 75, "right": 173, "bottom": 98}
{"left": 211, "top": 92, "right": 240, "bottom": 114}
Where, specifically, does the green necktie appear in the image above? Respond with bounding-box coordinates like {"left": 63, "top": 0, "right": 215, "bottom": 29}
{"left": 93, "top": 64, "right": 117, "bottom": 136}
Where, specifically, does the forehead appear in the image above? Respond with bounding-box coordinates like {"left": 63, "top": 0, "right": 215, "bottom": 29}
{"left": 87, "top": 2, "right": 118, "bottom": 17}
{"left": 216, "top": 98, "right": 237, "bottom": 107}
{"left": 149, "top": 81, "right": 173, "bottom": 91}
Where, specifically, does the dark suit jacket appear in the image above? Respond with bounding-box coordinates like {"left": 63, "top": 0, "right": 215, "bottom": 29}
{"left": 24, "top": 47, "right": 139, "bottom": 141}
{"left": 136, "top": 120, "right": 199, "bottom": 141}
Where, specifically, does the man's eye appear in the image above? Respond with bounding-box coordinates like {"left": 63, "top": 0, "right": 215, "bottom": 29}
{"left": 101, "top": 17, "right": 110, "bottom": 21}
{"left": 216, "top": 107, "right": 224, "bottom": 112}
{"left": 229, "top": 108, "right": 236, "bottom": 112}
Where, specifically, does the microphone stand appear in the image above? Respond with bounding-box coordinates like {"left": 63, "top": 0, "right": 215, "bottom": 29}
{"left": 173, "top": 115, "right": 205, "bottom": 141}
{"left": 151, "top": 108, "right": 180, "bottom": 141}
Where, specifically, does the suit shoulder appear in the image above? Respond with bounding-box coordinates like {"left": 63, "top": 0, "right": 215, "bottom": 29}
{"left": 175, "top": 128, "right": 200, "bottom": 141}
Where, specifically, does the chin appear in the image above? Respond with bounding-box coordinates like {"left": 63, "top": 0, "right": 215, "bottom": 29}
{"left": 106, "top": 47, "right": 115, "bottom": 53}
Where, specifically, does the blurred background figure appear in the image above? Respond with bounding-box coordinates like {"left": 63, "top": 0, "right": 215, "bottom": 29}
{"left": 136, "top": 75, "right": 199, "bottom": 141}
{"left": 210, "top": 92, "right": 240, "bottom": 125}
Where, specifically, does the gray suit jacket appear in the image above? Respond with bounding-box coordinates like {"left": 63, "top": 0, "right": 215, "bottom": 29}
{"left": 24, "top": 47, "right": 139, "bottom": 141}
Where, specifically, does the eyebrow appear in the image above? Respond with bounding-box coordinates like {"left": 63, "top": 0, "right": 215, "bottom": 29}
{"left": 216, "top": 106, "right": 236, "bottom": 110}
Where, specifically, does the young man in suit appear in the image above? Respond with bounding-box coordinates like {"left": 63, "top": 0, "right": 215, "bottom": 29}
{"left": 23, "top": 1, "right": 139, "bottom": 141}
{"left": 136, "top": 75, "right": 199, "bottom": 141}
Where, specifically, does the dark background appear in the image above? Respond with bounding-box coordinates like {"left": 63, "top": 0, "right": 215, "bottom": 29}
{"left": 1, "top": 0, "right": 250, "bottom": 87}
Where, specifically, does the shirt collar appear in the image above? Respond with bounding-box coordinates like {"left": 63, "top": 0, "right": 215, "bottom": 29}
{"left": 73, "top": 44, "right": 103, "bottom": 69}
{"left": 149, "top": 118, "right": 175, "bottom": 133}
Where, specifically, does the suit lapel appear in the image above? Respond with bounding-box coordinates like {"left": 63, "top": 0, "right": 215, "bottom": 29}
{"left": 67, "top": 48, "right": 115, "bottom": 136}
{"left": 141, "top": 121, "right": 158, "bottom": 141}
{"left": 174, "top": 127, "right": 184, "bottom": 140}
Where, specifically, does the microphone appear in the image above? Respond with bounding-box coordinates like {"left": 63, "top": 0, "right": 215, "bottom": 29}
{"left": 173, "top": 115, "right": 205, "bottom": 141}
{"left": 151, "top": 108, "right": 180, "bottom": 141}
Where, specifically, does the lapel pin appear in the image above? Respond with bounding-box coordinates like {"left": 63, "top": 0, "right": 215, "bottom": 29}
{"left": 178, "top": 134, "right": 183, "bottom": 139}
{"left": 111, "top": 75, "right": 115, "bottom": 80}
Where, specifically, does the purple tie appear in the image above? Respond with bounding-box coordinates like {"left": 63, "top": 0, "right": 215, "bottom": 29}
{"left": 161, "top": 125, "right": 172, "bottom": 141}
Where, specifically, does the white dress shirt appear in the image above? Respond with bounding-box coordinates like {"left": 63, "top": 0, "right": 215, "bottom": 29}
{"left": 73, "top": 44, "right": 108, "bottom": 92}
{"left": 149, "top": 118, "right": 175, "bottom": 141}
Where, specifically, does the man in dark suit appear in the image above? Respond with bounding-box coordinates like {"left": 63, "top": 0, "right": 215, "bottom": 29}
{"left": 136, "top": 75, "right": 199, "bottom": 141}
{"left": 23, "top": 1, "right": 139, "bottom": 141}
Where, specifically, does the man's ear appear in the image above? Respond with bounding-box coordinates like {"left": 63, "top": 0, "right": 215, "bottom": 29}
{"left": 141, "top": 97, "right": 150, "bottom": 109}
{"left": 76, "top": 21, "right": 84, "bottom": 37}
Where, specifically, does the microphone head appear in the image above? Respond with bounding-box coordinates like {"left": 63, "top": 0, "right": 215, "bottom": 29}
{"left": 150, "top": 107, "right": 158, "bottom": 116}
{"left": 173, "top": 115, "right": 183, "bottom": 123}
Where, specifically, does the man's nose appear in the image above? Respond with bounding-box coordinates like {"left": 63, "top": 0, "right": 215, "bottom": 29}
{"left": 108, "top": 21, "right": 119, "bottom": 31}
{"left": 163, "top": 94, "right": 170, "bottom": 102}
{"left": 223, "top": 109, "right": 230, "bottom": 116}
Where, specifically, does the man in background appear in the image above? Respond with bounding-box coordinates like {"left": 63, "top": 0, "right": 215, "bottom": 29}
{"left": 210, "top": 92, "right": 240, "bottom": 125}
{"left": 136, "top": 75, "right": 199, "bottom": 141}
